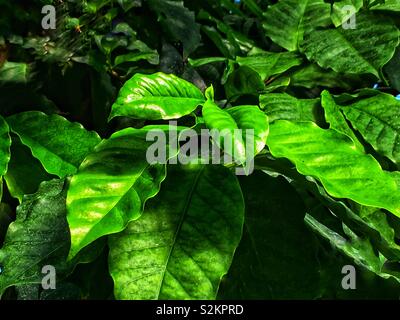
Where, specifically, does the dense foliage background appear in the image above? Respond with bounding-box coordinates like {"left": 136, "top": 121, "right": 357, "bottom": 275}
{"left": 2, "top": 0, "right": 400, "bottom": 300}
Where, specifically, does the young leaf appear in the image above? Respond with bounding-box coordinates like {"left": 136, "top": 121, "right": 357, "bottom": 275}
{"left": 226, "top": 105, "right": 269, "bottom": 155}
{"left": 302, "top": 13, "right": 399, "bottom": 77}
{"left": 263, "top": 0, "right": 331, "bottom": 51}
{"left": 6, "top": 112, "right": 101, "bottom": 178}
{"left": 109, "top": 73, "right": 205, "bottom": 121}
{"left": 108, "top": 164, "right": 244, "bottom": 299}
{"left": 66, "top": 126, "right": 183, "bottom": 259}
{"left": 267, "top": 120, "right": 400, "bottom": 217}
{"left": 202, "top": 99, "right": 246, "bottom": 164}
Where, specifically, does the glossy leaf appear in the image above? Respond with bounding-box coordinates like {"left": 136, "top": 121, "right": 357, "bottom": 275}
{"left": 320, "top": 90, "right": 364, "bottom": 151}
{"left": 108, "top": 164, "right": 244, "bottom": 299}
{"left": 109, "top": 73, "right": 205, "bottom": 121}
{"left": 202, "top": 99, "right": 246, "bottom": 164}
{"left": 226, "top": 105, "right": 269, "bottom": 155}
{"left": 66, "top": 126, "right": 183, "bottom": 259}
{"left": 267, "top": 120, "right": 400, "bottom": 217}
{"left": 302, "top": 13, "right": 399, "bottom": 77}
{"left": 4, "top": 135, "right": 55, "bottom": 202}
{"left": 263, "top": 0, "right": 331, "bottom": 51}
{"left": 6, "top": 112, "right": 101, "bottom": 178}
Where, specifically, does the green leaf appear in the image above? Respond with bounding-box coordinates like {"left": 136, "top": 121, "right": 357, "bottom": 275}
{"left": 331, "top": 0, "right": 364, "bottom": 27}
{"left": 66, "top": 126, "right": 181, "bottom": 259}
{"left": 236, "top": 51, "right": 303, "bottom": 80}
{"left": 148, "top": 0, "right": 201, "bottom": 57}
{"left": 188, "top": 57, "right": 227, "bottom": 68}
{"left": 305, "top": 214, "right": 394, "bottom": 280}
{"left": 339, "top": 92, "right": 400, "bottom": 164}
{"left": 290, "top": 64, "right": 364, "bottom": 90}
{"left": 224, "top": 66, "right": 264, "bottom": 101}
{"left": 109, "top": 73, "right": 205, "bottom": 121}
{"left": 320, "top": 90, "right": 364, "bottom": 151}
{"left": 260, "top": 93, "right": 321, "bottom": 123}
{"left": 108, "top": 164, "right": 244, "bottom": 299}
{"left": 4, "top": 135, "right": 55, "bottom": 203}
{"left": 263, "top": 0, "right": 331, "bottom": 51}
{"left": 226, "top": 105, "right": 269, "bottom": 155}
{"left": 384, "top": 47, "right": 400, "bottom": 92}
{"left": 6, "top": 112, "right": 101, "bottom": 178}
{"left": 0, "top": 62, "right": 30, "bottom": 85}
{"left": 267, "top": 120, "right": 400, "bottom": 217}
{"left": 0, "top": 115, "right": 10, "bottom": 178}
{"left": 302, "top": 13, "right": 399, "bottom": 77}
{"left": 202, "top": 99, "right": 246, "bottom": 164}
{"left": 371, "top": 0, "right": 400, "bottom": 11}
{"left": 0, "top": 180, "right": 70, "bottom": 296}
{"left": 218, "top": 172, "right": 322, "bottom": 299}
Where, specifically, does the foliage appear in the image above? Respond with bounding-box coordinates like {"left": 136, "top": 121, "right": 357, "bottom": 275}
{"left": 2, "top": 0, "right": 400, "bottom": 300}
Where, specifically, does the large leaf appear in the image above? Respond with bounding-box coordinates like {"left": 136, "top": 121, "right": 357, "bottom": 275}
{"left": 302, "top": 13, "right": 399, "bottom": 77}
{"left": 66, "top": 126, "right": 183, "bottom": 259}
{"left": 267, "top": 120, "right": 400, "bottom": 217}
{"left": 218, "top": 172, "right": 322, "bottom": 299}
{"left": 108, "top": 164, "right": 244, "bottom": 299}
{"left": 109, "top": 73, "right": 205, "bottom": 121}
{"left": 263, "top": 0, "right": 331, "bottom": 51}
{"left": 336, "top": 92, "right": 400, "bottom": 165}
{"left": 236, "top": 51, "right": 303, "bottom": 81}
{"left": 6, "top": 112, "right": 101, "bottom": 178}
{"left": 0, "top": 180, "right": 70, "bottom": 296}
{"left": 260, "top": 93, "right": 321, "bottom": 123}
{"left": 148, "top": 0, "right": 201, "bottom": 57}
